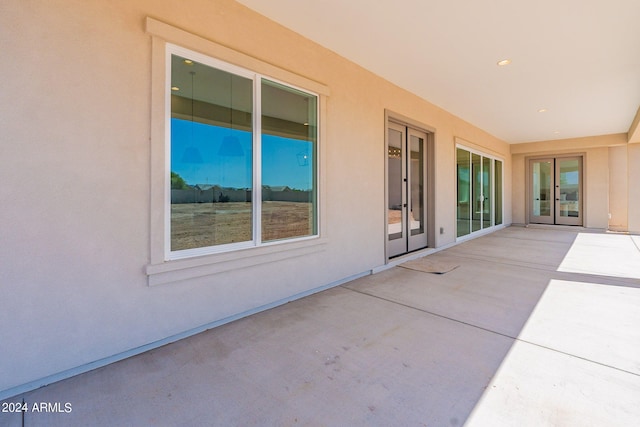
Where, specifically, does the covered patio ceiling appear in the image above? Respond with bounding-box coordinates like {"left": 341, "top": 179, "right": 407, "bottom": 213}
{"left": 236, "top": 0, "right": 640, "bottom": 143}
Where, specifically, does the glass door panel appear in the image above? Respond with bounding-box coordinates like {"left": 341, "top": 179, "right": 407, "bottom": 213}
{"left": 472, "top": 153, "right": 482, "bottom": 232}
{"left": 556, "top": 158, "right": 582, "bottom": 225}
{"left": 495, "top": 160, "right": 503, "bottom": 225}
{"left": 407, "top": 129, "right": 428, "bottom": 251}
{"left": 530, "top": 159, "right": 554, "bottom": 224}
{"left": 387, "top": 125, "right": 405, "bottom": 253}
{"left": 409, "top": 134, "right": 424, "bottom": 236}
{"left": 482, "top": 156, "right": 492, "bottom": 229}
{"left": 456, "top": 148, "right": 471, "bottom": 237}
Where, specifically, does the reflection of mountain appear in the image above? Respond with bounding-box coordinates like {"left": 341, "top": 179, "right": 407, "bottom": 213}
{"left": 171, "top": 185, "right": 313, "bottom": 204}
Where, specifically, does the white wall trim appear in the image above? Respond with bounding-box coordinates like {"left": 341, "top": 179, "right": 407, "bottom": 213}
{"left": 145, "top": 17, "right": 330, "bottom": 96}
{"left": 147, "top": 238, "right": 327, "bottom": 286}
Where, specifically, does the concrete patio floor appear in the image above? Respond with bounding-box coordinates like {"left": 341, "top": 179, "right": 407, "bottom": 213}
{"left": 2, "top": 226, "right": 639, "bottom": 426}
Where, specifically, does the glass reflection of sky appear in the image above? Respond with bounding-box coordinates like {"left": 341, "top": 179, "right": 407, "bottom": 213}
{"left": 561, "top": 171, "right": 579, "bottom": 185}
{"left": 171, "top": 118, "right": 314, "bottom": 190}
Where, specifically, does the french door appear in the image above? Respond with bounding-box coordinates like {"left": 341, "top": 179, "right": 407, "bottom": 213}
{"left": 387, "top": 122, "right": 428, "bottom": 257}
{"left": 530, "top": 157, "right": 582, "bottom": 226}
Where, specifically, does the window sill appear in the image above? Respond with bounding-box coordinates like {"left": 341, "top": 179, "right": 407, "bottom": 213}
{"left": 146, "top": 237, "right": 327, "bottom": 286}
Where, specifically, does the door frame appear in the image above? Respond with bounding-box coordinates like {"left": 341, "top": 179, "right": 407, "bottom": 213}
{"left": 385, "top": 111, "right": 435, "bottom": 260}
{"left": 526, "top": 153, "right": 585, "bottom": 226}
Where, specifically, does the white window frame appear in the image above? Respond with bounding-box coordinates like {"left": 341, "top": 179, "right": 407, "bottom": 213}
{"left": 166, "top": 45, "right": 320, "bottom": 260}
{"left": 145, "top": 18, "right": 329, "bottom": 286}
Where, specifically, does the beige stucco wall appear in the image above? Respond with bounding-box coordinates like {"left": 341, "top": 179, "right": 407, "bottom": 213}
{"left": 511, "top": 154, "right": 527, "bottom": 225}
{"left": 629, "top": 144, "right": 640, "bottom": 233}
{"left": 0, "top": 0, "right": 512, "bottom": 396}
{"left": 608, "top": 146, "right": 629, "bottom": 231}
{"left": 510, "top": 134, "right": 628, "bottom": 230}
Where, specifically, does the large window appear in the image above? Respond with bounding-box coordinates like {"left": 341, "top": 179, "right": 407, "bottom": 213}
{"left": 456, "top": 146, "right": 503, "bottom": 238}
{"left": 168, "top": 46, "right": 318, "bottom": 259}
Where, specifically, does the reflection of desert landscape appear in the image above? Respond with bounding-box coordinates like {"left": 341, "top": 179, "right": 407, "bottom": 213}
{"left": 171, "top": 201, "right": 313, "bottom": 251}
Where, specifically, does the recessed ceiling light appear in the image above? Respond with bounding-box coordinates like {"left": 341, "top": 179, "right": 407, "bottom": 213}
{"left": 554, "top": 131, "right": 560, "bottom": 134}
{"left": 171, "top": 86, "right": 180, "bottom": 91}
{"left": 497, "top": 59, "right": 511, "bottom": 66}
{"left": 184, "top": 59, "right": 193, "bottom": 65}
{"left": 538, "top": 108, "right": 548, "bottom": 113}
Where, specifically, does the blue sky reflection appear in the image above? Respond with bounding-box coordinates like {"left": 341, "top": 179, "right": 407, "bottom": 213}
{"left": 171, "top": 118, "right": 314, "bottom": 190}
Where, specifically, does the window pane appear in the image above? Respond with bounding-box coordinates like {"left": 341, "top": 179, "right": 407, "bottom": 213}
{"left": 170, "top": 55, "right": 253, "bottom": 251}
{"left": 495, "top": 160, "right": 503, "bottom": 225}
{"left": 409, "top": 134, "right": 424, "bottom": 236}
{"left": 482, "top": 156, "right": 492, "bottom": 229}
{"left": 471, "top": 153, "right": 482, "bottom": 232}
{"left": 558, "top": 158, "right": 580, "bottom": 218}
{"left": 532, "top": 161, "right": 552, "bottom": 217}
{"left": 388, "top": 128, "right": 403, "bottom": 241}
{"left": 261, "top": 79, "right": 317, "bottom": 242}
{"left": 457, "top": 148, "right": 470, "bottom": 237}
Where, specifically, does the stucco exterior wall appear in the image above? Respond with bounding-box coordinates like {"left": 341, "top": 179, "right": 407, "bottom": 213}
{"left": 629, "top": 144, "right": 640, "bottom": 234}
{"left": 0, "top": 0, "right": 512, "bottom": 397}
{"left": 585, "top": 147, "right": 609, "bottom": 229}
{"left": 511, "top": 154, "right": 527, "bottom": 225}
{"left": 608, "top": 146, "right": 629, "bottom": 231}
